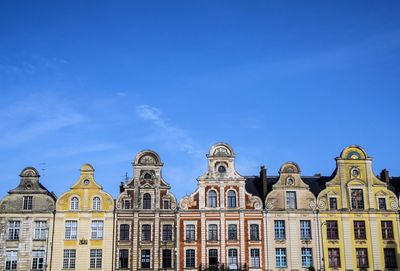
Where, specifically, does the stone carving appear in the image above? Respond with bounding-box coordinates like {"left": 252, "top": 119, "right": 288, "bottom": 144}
{"left": 180, "top": 196, "right": 196, "bottom": 210}
{"left": 390, "top": 197, "right": 398, "bottom": 210}
{"left": 317, "top": 199, "right": 326, "bottom": 210}
{"left": 266, "top": 198, "right": 275, "bottom": 210}
{"left": 213, "top": 147, "right": 230, "bottom": 157}
{"left": 139, "top": 155, "right": 156, "bottom": 165}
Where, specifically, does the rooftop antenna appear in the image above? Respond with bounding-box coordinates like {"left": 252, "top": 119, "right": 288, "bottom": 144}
{"left": 121, "top": 172, "right": 129, "bottom": 183}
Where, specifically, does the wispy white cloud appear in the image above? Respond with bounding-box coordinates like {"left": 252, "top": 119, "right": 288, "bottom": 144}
{"left": 0, "top": 93, "right": 86, "bottom": 147}
{"left": 136, "top": 105, "right": 202, "bottom": 156}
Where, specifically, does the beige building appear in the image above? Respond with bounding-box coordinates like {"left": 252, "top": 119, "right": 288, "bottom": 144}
{"left": 115, "top": 150, "right": 177, "bottom": 270}
{"left": 265, "top": 162, "right": 321, "bottom": 270}
{"left": 51, "top": 164, "right": 114, "bottom": 271}
{"left": 0, "top": 167, "right": 56, "bottom": 271}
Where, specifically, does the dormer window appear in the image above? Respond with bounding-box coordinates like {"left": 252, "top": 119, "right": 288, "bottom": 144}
{"left": 70, "top": 197, "right": 79, "bottom": 210}
{"left": 143, "top": 193, "right": 151, "bottom": 209}
{"left": 208, "top": 190, "right": 217, "bottom": 208}
{"left": 351, "top": 189, "right": 364, "bottom": 210}
{"left": 329, "top": 197, "right": 338, "bottom": 210}
{"left": 123, "top": 199, "right": 131, "bottom": 209}
{"left": 163, "top": 200, "right": 170, "bottom": 209}
{"left": 378, "top": 198, "right": 387, "bottom": 210}
{"left": 23, "top": 196, "right": 33, "bottom": 210}
{"left": 286, "top": 191, "right": 297, "bottom": 209}
{"left": 227, "top": 190, "right": 236, "bottom": 208}
{"left": 92, "top": 197, "right": 101, "bottom": 210}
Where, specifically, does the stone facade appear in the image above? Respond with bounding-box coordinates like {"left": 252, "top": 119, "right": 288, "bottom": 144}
{"left": 115, "top": 150, "right": 177, "bottom": 270}
{"left": 0, "top": 167, "right": 56, "bottom": 271}
{"left": 265, "top": 162, "right": 321, "bottom": 270}
{"left": 178, "top": 143, "right": 264, "bottom": 271}
{"left": 2, "top": 143, "right": 400, "bottom": 271}
{"left": 51, "top": 164, "right": 115, "bottom": 271}
{"left": 317, "top": 145, "right": 400, "bottom": 271}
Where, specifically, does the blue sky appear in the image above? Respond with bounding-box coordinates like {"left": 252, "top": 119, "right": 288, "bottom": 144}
{"left": 1, "top": 1, "right": 400, "bottom": 200}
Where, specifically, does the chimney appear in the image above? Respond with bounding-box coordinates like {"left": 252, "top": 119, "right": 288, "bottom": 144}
{"left": 260, "top": 165, "right": 267, "bottom": 199}
{"left": 119, "top": 182, "right": 125, "bottom": 193}
{"left": 380, "top": 169, "right": 390, "bottom": 184}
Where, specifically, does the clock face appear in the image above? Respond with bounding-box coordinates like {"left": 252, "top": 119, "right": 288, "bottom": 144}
{"left": 218, "top": 165, "right": 226, "bottom": 174}
{"left": 286, "top": 177, "right": 294, "bottom": 185}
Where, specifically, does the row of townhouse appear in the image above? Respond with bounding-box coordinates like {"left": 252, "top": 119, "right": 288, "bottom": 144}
{"left": 0, "top": 142, "right": 400, "bottom": 271}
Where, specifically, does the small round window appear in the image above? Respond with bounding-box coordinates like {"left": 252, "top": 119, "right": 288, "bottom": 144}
{"left": 351, "top": 168, "right": 360, "bottom": 177}
{"left": 218, "top": 165, "right": 226, "bottom": 173}
{"left": 286, "top": 177, "right": 294, "bottom": 185}
{"left": 144, "top": 173, "right": 152, "bottom": 180}
{"left": 26, "top": 184, "right": 32, "bottom": 190}
{"left": 83, "top": 180, "right": 90, "bottom": 185}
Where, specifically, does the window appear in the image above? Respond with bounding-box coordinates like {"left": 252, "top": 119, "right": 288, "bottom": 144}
{"left": 228, "top": 249, "right": 238, "bottom": 266}
{"left": 23, "top": 196, "right": 33, "bottom": 210}
{"left": 286, "top": 191, "right": 297, "bottom": 209}
{"left": 208, "top": 224, "right": 218, "bottom": 241}
{"left": 328, "top": 248, "right": 340, "bottom": 268}
{"left": 384, "top": 248, "right": 397, "bottom": 268}
{"left": 208, "top": 249, "right": 218, "bottom": 267}
{"left": 119, "top": 224, "right": 130, "bottom": 241}
{"left": 186, "top": 224, "right": 196, "bottom": 241}
{"left": 91, "top": 220, "right": 103, "bottom": 240}
{"left": 123, "top": 199, "right": 131, "bottom": 209}
{"left": 162, "top": 224, "right": 173, "bottom": 241}
{"left": 354, "top": 221, "right": 366, "bottom": 240}
{"left": 250, "top": 224, "right": 260, "bottom": 241}
{"left": 356, "top": 248, "right": 368, "bottom": 268}
{"left": 162, "top": 249, "right": 172, "bottom": 268}
{"left": 208, "top": 190, "right": 217, "bottom": 208}
{"left": 228, "top": 224, "right": 237, "bottom": 240}
{"left": 141, "top": 250, "right": 151, "bottom": 268}
{"left": 329, "top": 197, "right": 338, "bottom": 210}
{"left": 326, "top": 220, "right": 338, "bottom": 240}
{"left": 70, "top": 197, "right": 79, "bottom": 210}
{"left": 92, "top": 197, "right": 101, "bottom": 210}
{"left": 119, "top": 249, "right": 129, "bottom": 269}
{"left": 351, "top": 189, "right": 364, "bottom": 210}
{"left": 382, "top": 221, "right": 394, "bottom": 240}
{"left": 301, "top": 248, "right": 312, "bottom": 268}
{"left": 275, "top": 248, "right": 287, "bottom": 268}
{"left": 143, "top": 193, "right": 151, "bottom": 209}
{"left": 186, "top": 249, "right": 195, "bottom": 268}
{"left": 250, "top": 249, "right": 260, "bottom": 268}
{"left": 90, "top": 249, "right": 102, "bottom": 269}
{"left": 274, "top": 220, "right": 285, "bottom": 240}
{"left": 32, "top": 250, "right": 45, "bottom": 270}
{"left": 141, "top": 224, "right": 151, "bottom": 241}
{"left": 34, "top": 221, "right": 47, "bottom": 240}
{"left": 300, "top": 220, "right": 311, "bottom": 240}
{"left": 227, "top": 190, "right": 236, "bottom": 208}
{"left": 65, "top": 220, "right": 77, "bottom": 240}
{"left": 379, "top": 198, "right": 387, "bottom": 210}
{"left": 7, "top": 221, "right": 20, "bottom": 240}
{"left": 5, "top": 251, "right": 17, "bottom": 270}
{"left": 63, "top": 249, "right": 76, "bottom": 269}
{"left": 163, "top": 200, "right": 170, "bottom": 209}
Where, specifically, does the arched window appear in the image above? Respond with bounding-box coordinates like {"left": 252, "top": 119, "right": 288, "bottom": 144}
{"left": 208, "top": 190, "right": 217, "bottom": 208}
{"left": 227, "top": 190, "right": 236, "bottom": 208}
{"left": 143, "top": 193, "right": 151, "bottom": 209}
{"left": 93, "top": 197, "right": 101, "bottom": 210}
{"left": 70, "top": 197, "right": 79, "bottom": 210}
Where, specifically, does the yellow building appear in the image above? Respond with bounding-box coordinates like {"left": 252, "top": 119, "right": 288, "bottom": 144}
{"left": 317, "top": 145, "right": 400, "bottom": 270}
{"left": 51, "top": 164, "right": 115, "bottom": 271}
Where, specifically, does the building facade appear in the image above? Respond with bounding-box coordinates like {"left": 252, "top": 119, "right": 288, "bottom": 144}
{"left": 0, "top": 167, "right": 56, "bottom": 271}
{"left": 178, "top": 143, "right": 264, "bottom": 271}
{"left": 317, "top": 145, "right": 400, "bottom": 271}
{"left": 51, "top": 164, "right": 115, "bottom": 271}
{"left": 265, "top": 162, "right": 321, "bottom": 270}
{"left": 115, "top": 150, "right": 177, "bottom": 271}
